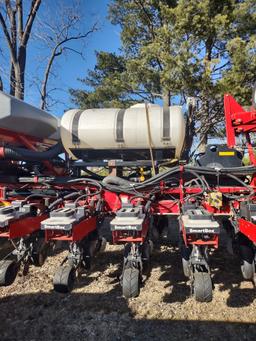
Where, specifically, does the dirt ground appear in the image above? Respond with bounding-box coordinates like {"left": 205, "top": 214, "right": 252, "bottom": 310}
{"left": 0, "top": 223, "right": 256, "bottom": 341}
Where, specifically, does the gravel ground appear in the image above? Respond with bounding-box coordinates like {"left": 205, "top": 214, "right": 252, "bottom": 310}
{"left": 0, "top": 226, "right": 256, "bottom": 341}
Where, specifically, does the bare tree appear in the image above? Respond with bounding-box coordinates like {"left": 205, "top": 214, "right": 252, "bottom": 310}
{"left": 0, "top": 0, "right": 97, "bottom": 109}
{"left": 0, "top": 0, "right": 41, "bottom": 99}
{"left": 34, "top": 4, "right": 97, "bottom": 110}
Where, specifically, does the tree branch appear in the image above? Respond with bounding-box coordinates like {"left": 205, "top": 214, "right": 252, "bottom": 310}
{"left": 40, "top": 46, "right": 60, "bottom": 109}
{"left": 21, "top": 0, "right": 41, "bottom": 46}
{"left": 55, "top": 24, "right": 97, "bottom": 46}
{"left": 62, "top": 46, "right": 85, "bottom": 59}
{"left": 5, "top": 0, "right": 14, "bottom": 21}
{"left": 0, "top": 75, "right": 3, "bottom": 91}
{"left": 16, "top": 0, "right": 23, "bottom": 42}
{"left": 0, "top": 11, "right": 17, "bottom": 63}
{"left": 40, "top": 23, "right": 97, "bottom": 109}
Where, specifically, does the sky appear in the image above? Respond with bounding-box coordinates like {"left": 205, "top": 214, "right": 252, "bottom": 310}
{"left": 0, "top": 0, "right": 121, "bottom": 116}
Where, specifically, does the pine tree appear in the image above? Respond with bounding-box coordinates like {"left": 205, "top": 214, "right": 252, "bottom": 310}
{"left": 70, "top": 0, "right": 256, "bottom": 157}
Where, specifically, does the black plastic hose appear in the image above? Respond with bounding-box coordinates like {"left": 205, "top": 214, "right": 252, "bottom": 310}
{"left": 48, "top": 191, "right": 81, "bottom": 211}
{"left": 102, "top": 176, "right": 132, "bottom": 187}
{"left": 3, "top": 141, "right": 63, "bottom": 161}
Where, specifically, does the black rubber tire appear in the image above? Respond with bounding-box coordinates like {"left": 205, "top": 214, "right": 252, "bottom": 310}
{"left": 193, "top": 272, "right": 213, "bottom": 302}
{"left": 182, "top": 258, "right": 191, "bottom": 278}
{"left": 181, "top": 244, "right": 191, "bottom": 278}
{"left": 238, "top": 237, "right": 255, "bottom": 280}
{"left": 32, "top": 252, "right": 45, "bottom": 267}
{"left": 32, "top": 240, "right": 49, "bottom": 267}
{"left": 151, "top": 226, "right": 160, "bottom": 240}
{"left": 238, "top": 234, "right": 254, "bottom": 261}
{"left": 53, "top": 265, "right": 76, "bottom": 293}
{"left": 241, "top": 260, "right": 255, "bottom": 280}
{"left": 122, "top": 267, "right": 140, "bottom": 298}
{"left": 98, "top": 237, "right": 107, "bottom": 253}
{"left": 148, "top": 240, "right": 154, "bottom": 255}
{"left": 0, "top": 260, "right": 18, "bottom": 286}
{"left": 141, "top": 241, "right": 151, "bottom": 275}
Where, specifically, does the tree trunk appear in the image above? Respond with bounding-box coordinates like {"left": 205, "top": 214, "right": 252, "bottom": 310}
{"left": 16, "top": 45, "right": 26, "bottom": 100}
{"left": 182, "top": 128, "right": 194, "bottom": 160}
{"left": 198, "top": 99, "right": 209, "bottom": 154}
{"left": 10, "top": 62, "right": 15, "bottom": 95}
{"left": 197, "top": 38, "right": 212, "bottom": 154}
{"left": 163, "top": 91, "right": 170, "bottom": 107}
{"left": 198, "top": 132, "right": 208, "bottom": 153}
{"left": 14, "top": 62, "right": 23, "bottom": 99}
{"left": 40, "top": 47, "right": 59, "bottom": 110}
{"left": 182, "top": 104, "right": 195, "bottom": 160}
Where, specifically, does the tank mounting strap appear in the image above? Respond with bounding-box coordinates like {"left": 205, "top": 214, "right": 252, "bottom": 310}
{"left": 72, "top": 110, "right": 83, "bottom": 144}
{"left": 115, "top": 109, "right": 125, "bottom": 143}
{"left": 162, "top": 106, "right": 170, "bottom": 141}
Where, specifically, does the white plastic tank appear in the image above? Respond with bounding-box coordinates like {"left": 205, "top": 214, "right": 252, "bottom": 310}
{"left": 61, "top": 103, "right": 185, "bottom": 161}
{"left": 0, "top": 91, "right": 59, "bottom": 140}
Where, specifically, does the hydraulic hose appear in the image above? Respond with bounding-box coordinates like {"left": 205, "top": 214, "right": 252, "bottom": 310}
{"left": 24, "top": 193, "right": 56, "bottom": 202}
{"left": 102, "top": 176, "right": 132, "bottom": 187}
{"left": 224, "top": 173, "right": 254, "bottom": 199}
{"left": 185, "top": 165, "right": 256, "bottom": 175}
{"left": 81, "top": 167, "right": 104, "bottom": 180}
{"left": 101, "top": 167, "right": 181, "bottom": 194}
{"left": 1, "top": 141, "right": 63, "bottom": 161}
{"left": 48, "top": 191, "right": 81, "bottom": 211}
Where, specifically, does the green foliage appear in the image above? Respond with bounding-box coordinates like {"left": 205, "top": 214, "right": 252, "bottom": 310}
{"left": 70, "top": 0, "right": 256, "bottom": 155}
{"left": 70, "top": 50, "right": 158, "bottom": 109}
{"left": 70, "top": 52, "right": 133, "bottom": 109}
{"left": 220, "top": 36, "right": 256, "bottom": 105}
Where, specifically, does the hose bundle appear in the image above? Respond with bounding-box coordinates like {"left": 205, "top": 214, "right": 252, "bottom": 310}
{"left": 100, "top": 165, "right": 256, "bottom": 198}
{"left": 1, "top": 142, "right": 63, "bottom": 161}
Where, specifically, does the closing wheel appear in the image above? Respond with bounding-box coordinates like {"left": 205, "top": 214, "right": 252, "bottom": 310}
{"left": 32, "top": 240, "right": 50, "bottom": 267}
{"left": 53, "top": 265, "right": 76, "bottom": 293}
{"left": 182, "top": 258, "right": 191, "bottom": 278}
{"left": 0, "top": 260, "right": 18, "bottom": 286}
{"left": 122, "top": 267, "right": 140, "bottom": 298}
{"left": 142, "top": 241, "right": 151, "bottom": 275}
{"left": 193, "top": 272, "right": 213, "bottom": 302}
{"left": 238, "top": 237, "right": 255, "bottom": 280}
{"left": 181, "top": 244, "right": 191, "bottom": 278}
{"left": 98, "top": 237, "right": 107, "bottom": 253}
{"left": 241, "top": 260, "right": 255, "bottom": 280}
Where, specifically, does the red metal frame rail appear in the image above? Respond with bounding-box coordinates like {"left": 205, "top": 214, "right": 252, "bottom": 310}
{"left": 224, "top": 94, "right": 256, "bottom": 165}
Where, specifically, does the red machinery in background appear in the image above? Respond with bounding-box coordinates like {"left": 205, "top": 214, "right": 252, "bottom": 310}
{"left": 0, "top": 89, "right": 255, "bottom": 302}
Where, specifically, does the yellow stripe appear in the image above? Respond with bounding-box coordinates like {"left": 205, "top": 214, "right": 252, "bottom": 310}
{"left": 219, "top": 151, "right": 235, "bottom": 156}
